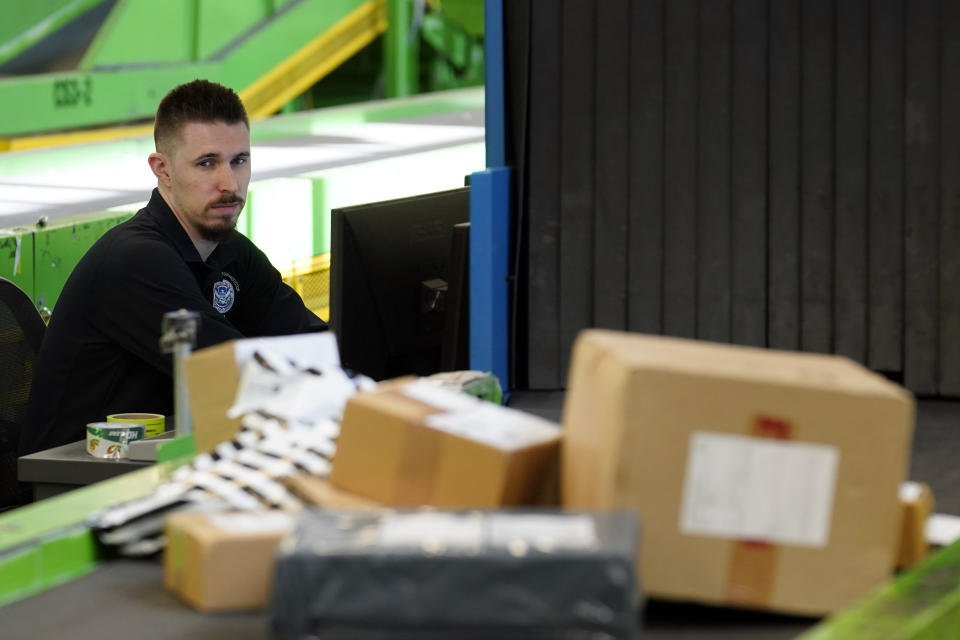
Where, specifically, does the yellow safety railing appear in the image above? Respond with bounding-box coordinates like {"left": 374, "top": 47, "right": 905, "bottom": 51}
{"left": 280, "top": 253, "right": 331, "bottom": 322}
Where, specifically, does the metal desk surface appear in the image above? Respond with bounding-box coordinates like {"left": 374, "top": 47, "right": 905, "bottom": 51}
{"left": 18, "top": 440, "right": 151, "bottom": 500}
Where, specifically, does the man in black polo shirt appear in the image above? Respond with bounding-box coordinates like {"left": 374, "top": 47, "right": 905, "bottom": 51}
{"left": 21, "top": 79, "right": 326, "bottom": 456}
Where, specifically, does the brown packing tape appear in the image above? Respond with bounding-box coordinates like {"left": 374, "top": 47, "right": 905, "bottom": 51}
{"left": 388, "top": 389, "right": 446, "bottom": 506}
{"left": 896, "top": 482, "right": 934, "bottom": 569}
{"left": 392, "top": 423, "right": 444, "bottom": 505}
{"left": 723, "top": 415, "right": 792, "bottom": 607}
{"left": 725, "top": 542, "right": 779, "bottom": 607}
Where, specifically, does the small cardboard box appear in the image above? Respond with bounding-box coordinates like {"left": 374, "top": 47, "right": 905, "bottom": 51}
{"left": 331, "top": 380, "right": 561, "bottom": 507}
{"left": 184, "top": 333, "right": 339, "bottom": 452}
{"left": 164, "top": 510, "right": 295, "bottom": 611}
{"left": 283, "top": 474, "right": 382, "bottom": 509}
{"left": 562, "top": 330, "right": 915, "bottom": 616}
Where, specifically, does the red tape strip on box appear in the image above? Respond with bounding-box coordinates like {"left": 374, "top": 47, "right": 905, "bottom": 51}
{"left": 724, "top": 414, "right": 792, "bottom": 608}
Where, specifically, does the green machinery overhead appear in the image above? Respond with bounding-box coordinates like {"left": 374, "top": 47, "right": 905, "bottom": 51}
{"left": 0, "top": 0, "right": 388, "bottom": 142}
{"left": 0, "top": 0, "right": 484, "bottom": 148}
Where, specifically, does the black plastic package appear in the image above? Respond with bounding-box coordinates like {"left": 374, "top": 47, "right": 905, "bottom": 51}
{"left": 269, "top": 509, "right": 640, "bottom": 639}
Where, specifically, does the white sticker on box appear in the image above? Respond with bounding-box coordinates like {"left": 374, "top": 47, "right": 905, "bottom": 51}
{"left": 401, "top": 380, "right": 484, "bottom": 412}
{"left": 233, "top": 332, "right": 340, "bottom": 369}
{"left": 208, "top": 511, "right": 295, "bottom": 535}
{"left": 679, "top": 431, "right": 840, "bottom": 548}
{"left": 925, "top": 513, "right": 960, "bottom": 547}
{"left": 489, "top": 515, "right": 598, "bottom": 550}
{"left": 899, "top": 481, "right": 923, "bottom": 503}
{"left": 378, "top": 513, "right": 484, "bottom": 550}
{"left": 425, "top": 405, "right": 560, "bottom": 451}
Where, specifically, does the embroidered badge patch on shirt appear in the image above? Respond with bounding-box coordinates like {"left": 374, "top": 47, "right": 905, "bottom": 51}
{"left": 212, "top": 279, "right": 235, "bottom": 314}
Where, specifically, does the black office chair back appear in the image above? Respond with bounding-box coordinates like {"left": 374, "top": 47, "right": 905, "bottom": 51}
{"left": 0, "top": 278, "right": 45, "bottom": 508}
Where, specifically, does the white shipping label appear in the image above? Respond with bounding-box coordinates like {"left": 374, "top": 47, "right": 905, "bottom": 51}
{"left": 489, "top": 514, "right": 598, "bottom": 550}
{"left": 209, "top": 511, "right": 296, "bottom": 535}
{"left": 679, "top": 431, "right": 840, "bottom": 548}
{"left": 925, "top": 513, "right": 960, "bottom": 547}
{"left": 378, "top": 513, "right": 484, "bottom": 550}
{"left": 426, "top": 404, "right": 560, "bottom": 451}
{"left": 233, "top": 332, "right": 340, "bottom": 369}
{"left": 401, "top": 380, "right": 484, "bottom": 412}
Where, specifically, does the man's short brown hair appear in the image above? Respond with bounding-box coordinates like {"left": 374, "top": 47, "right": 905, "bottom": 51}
{"left": 154, "top": 79, "right": 249, "bottom": 151}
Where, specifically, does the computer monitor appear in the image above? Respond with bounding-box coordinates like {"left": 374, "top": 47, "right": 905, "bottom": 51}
{"left": 330, "top": 187, "right": 470, "bottom": 380}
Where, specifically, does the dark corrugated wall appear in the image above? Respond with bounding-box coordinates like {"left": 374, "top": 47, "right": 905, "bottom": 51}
{"left": 505, "top": 0, "right": 960, "bottom": 396}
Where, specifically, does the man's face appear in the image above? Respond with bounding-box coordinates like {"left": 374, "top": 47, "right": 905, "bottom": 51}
{"left": 157, "top": 120, "right": 251, "bottom": 242}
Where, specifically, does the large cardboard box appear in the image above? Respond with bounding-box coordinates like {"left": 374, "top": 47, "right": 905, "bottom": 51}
{"left": 331, "top": 380, "right": 561, "bottom": 507}
{"left": 562, "top": 330, "right": 915, "bottom": 616}
{"left": 164, "top": 510, "right": 295, "bottom": 611}
{"left": 183, "top": 333, "right": 339, "bottom": 452}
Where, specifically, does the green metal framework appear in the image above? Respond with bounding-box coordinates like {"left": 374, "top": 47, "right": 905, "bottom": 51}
{"left": 0, "top": 0, "right": 484, "bottom": 145}
{"left": 0, "top": 0, "right": 106, "bottom": 67}
{"left": 800, "top": 540, "right": 960, "bottom": 639}
{"left": 0, "top": 0, "right": 382, "bottom": 138}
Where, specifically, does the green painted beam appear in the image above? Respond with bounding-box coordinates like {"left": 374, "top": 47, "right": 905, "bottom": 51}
{"left": 799, "top": 540, "right": 960, "bottom": 639}
{"left": 0, "top": 527, "right": 99, "bottom": 608}
{"left": 220, "top": 0, "right": 372, "bottom": 93}
{"left": 0, "top": 490, "right": 130, "bottom": 609}
{"left": 79, "top": 0, "right": 200, "bottom": 67}
{"left": 0, "top": 459, "right": 189, "bottom": 607}
{"left": 0, "top": 0, "right": 371, "bottom": 137}
{"left": 441, "top": 0, "right": 483, "bottom": 37}
{"left": 0, "top": 0, "right": 106, "bottom": 67}
{"left": 0, "top": 64, "right": 216, "bottom": 137}
{"left": 0, "top": 465, "right": 175, "bottom": 554}
{"left": 81, "top": 0, "right": 278, "bottom": 67}
{"left": 384, "top": 0, "right": 418, "bottom": 97}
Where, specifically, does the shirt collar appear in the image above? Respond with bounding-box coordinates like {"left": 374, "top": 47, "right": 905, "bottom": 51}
{"left": 144, "top": 188, "right": 205, "bottom": 264}
{"left": 145, "top": 188, "right": 244, "bottom": 267}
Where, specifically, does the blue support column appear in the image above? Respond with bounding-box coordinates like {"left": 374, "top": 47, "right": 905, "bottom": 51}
{"left": 469, "top": 0, "right": 512, "bottom": 391}
{"left": 470, "top": 169, "right": 511, "bottom": 390}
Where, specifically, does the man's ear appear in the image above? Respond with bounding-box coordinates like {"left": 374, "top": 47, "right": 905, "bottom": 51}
{"left": 148, "top": 152, "right": 172, "bottom": 186}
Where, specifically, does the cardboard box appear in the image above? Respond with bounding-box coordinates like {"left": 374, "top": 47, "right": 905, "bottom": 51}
{"left": 183, "top": 342, "right": 244, "bottom": 453}
{"left": 331, "top": 380, "right": 561, "bottom": 508}
{"left": 283, "top": 474, "right": 382, "bottom": 509}
{"left": 164, "top": 510, "right": 295, "bottom": 611}
{"left": 184, "top": 333, "right": 339, "bottom": 452}
{"left": 562, "top": 330, "right": 915, "bottom": 616}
